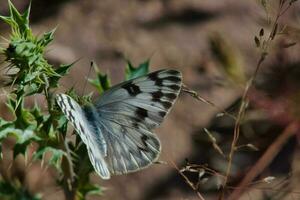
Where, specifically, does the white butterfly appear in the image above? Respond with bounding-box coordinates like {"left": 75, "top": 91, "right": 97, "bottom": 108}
{"left": 56, "top": 69, "right": 182, "bottom": 179}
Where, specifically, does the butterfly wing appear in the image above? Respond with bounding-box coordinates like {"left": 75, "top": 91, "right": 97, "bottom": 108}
{"left": 95, "top": 69, "right": 182, "bottom": 175}
{"left": 56, "top": 69, "right": 182, "bottom": 178}
{"left": 56, "top": 94, "right": 111, "bottom": 179}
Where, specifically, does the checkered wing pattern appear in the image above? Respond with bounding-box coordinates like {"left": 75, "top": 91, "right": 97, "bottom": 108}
{"left": 56, "top": 69, "right": 182, "bottom": 178}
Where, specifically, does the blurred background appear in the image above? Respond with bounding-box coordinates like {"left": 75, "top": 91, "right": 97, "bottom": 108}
{"left": 1, "top": 0, "right": 300, "bottom": 199}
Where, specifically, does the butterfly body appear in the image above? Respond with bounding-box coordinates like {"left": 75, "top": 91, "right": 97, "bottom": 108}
{"left": 56, "top": 69, "right": 182, "bottom": 179}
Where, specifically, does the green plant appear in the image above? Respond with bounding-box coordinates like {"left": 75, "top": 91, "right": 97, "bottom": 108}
{"left": 0, "top": 1, "right": 150, "bottom": 200}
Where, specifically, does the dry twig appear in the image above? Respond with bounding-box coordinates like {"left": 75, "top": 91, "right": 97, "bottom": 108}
{"left": 227, "top": 122, "right": 299, "bottom": 200}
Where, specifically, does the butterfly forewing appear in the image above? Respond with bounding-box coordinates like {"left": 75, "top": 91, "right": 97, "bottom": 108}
{"left": 56, "top": 94, "right": 111, "bottom": 179}
{"left": 56, "top": 69, "right": 182, "bottom": 178}
{"left": 96, "top": 70, "right": 182, "bottom": 128}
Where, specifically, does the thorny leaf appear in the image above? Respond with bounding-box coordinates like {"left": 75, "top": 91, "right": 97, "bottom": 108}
{"left": 125, "top": 59, "right": 149, "bottom": 80}
{"left": 88, "top": 62, "right": 111, "bottom": 94}
{"left": 33, "top": 146, "right": 68, "bottom": 173}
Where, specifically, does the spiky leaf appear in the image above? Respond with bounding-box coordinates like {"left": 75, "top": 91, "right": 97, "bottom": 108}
{"left": 88, "top": 62, "right": 111, "bottom": 94}
{"left": 125, "top": 59, "right": 149, "bottom": 80}
{"left": 33, "top": 147, "right": 67, "bottom": 173}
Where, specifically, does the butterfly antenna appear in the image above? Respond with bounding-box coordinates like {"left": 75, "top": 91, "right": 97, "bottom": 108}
{"left": 81, "top": 61, "right": 93, "bottom": 96}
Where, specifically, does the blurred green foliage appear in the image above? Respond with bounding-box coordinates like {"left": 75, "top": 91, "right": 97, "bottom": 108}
{"left": 0, "top": 1, "right": 149, "bottom": 199}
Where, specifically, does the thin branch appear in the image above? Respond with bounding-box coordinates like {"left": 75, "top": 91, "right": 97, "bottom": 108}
{"left": 182, "top": 84, "right": 237, "bottom": 120}
{"left": 169, "top": 160, "right": 206, "bottom": 200}
{"left": 219, "top": 1, "right": 295, "bottom": 199}
{"left": 227, "top": 121, "right": 299, "bottom": 200}
{"left": 227, "top": 185, "right": 300, "bottom": 195}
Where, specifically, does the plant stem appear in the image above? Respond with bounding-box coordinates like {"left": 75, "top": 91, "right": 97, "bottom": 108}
{"left": 219, "top": 1, "right": 293, "bottom": 198}
{"left": 227, "top": 121, "right": 299, "bottom": 200}
{"left": 182, "top": 84, "right": 237, "bottom": 120}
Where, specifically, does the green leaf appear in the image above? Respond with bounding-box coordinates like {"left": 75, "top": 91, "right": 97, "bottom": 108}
{"left": 30, "top": 105, "right": 50, "bottom": 130}
{"left": 0, "top": 119, "right": 40, "bottom": 158}
{"left": 23, "top": 83, "right": 40, "bottom": 96}
{"left": 23, "top": 71, "right": 39, "bottom": 83}
{"left": 13, "top": 128, "right": 40, "bottom": 158}
{"left": 47, "top": 124, "right": 56, "bottom": 140}
{"left": 56, "top": 114, "right": 68, "bottom": 134}
{"left": 48, "top": 63, "right": 73, "bottom": 88}
{"left": 0, "top": 117, "right": 13, "bottom": 130}
{"left": 0, "top": 119, "right": 16, "bottom": 140}
{"left": 88, "top": 62, "right": 111, "bottom": 94}
{"left": 0, "top": 15, "right": 13, "bottom": 25}
{"left": 15, "top": 127, "right": 40, "bottom": 144}
{"left": 37, "top": 28, "right": 56, "bottom": 46}
{"left": 1, "top": 1, "right": 64, "bottom": 98}
{"left": 0, "top": 181, "right": 15, "bottom": 196}
{"left": 79, "top": 183, "right": 103, "bottom": 197}
{"left": 0, "top": 126, "right": 21, "bottom": 140}
{"left": 0, "top": 180, "right": 42, "bottom": 200}
{"left": 4, "top": 0, "right": 32, "bottom": 38}
{"left": 125, "top": 59, "right": 149, "bottom": 80}
{"left": 55, "top": 63, "right": 73, "bottom": 76}
{"left": 18, "top": 107, "right": 37, "bottom": 127}
{"left": 33, "top": 147, "right": 67, "bottom": 172}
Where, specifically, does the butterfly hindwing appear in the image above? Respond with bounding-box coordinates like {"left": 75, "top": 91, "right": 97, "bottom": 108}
{"left": 95, "top": 116, "right": 161, "bottom": 174}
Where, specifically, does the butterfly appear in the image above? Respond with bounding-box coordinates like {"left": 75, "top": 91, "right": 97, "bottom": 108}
{"left": 56, "top": 69, "right": 182, "bottom": 179}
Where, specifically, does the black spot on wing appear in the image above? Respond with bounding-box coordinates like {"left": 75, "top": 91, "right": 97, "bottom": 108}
{"left": 151, "top": 91, "right": 177, "bottom": 109}
{"left": 164, "top": 93, "right": 177, "bottom": 100}
{"left": 141, "top": 135, "right": 149, "bottom": 147}
{"left": 67, "top": 110, "right": 79, "bottom": 130}
{"left": 148, "top": 70, "right": 182, "bottom": 88}
{"left": 151, "top": 91, "right": 177, "bottom": 101}
{"left": 122, "top": 83, "right": 141, "bottom": 96}
{"left": 57, "top": 100, "right": 64, "bottom": 109}
{"left": 138, "top": 146, "right": 148, "bottom": 152}
{"left": 161, "top": 101, "right": 172, "bottom": 109}
{"left": 164, "top": 76, "right": 181, "bottom": 83}
{"left": 159, "top": 111, "right": 167, "bottom": 117}
{"left": 148, "top": 70, "right": 162, "bottom": 81}
{"left": 73, "top": 122, "right": 79, "bottom": 131}
{"left": 168, "top": 70, "right": 181, "bottom": 76}
{"left": 132, "top": 122, "right": 139, "bottom": 128}
{"left": 156, "top": 79, "right": 164, "bottom": 86}
{"left": 135, "top": 107, "right": 148, "bottom": 121}
{"left": 79, "top": 123, "right": 85, "bottom": 133}
{"left": 148, "top": 70, "right": 164, "bottom": 86}
{"left": 151, "top": 91, "right": 164, "bottom": 100}
{"left": 56, "top": 96, "right": 64, "bottom": 108}
{"left": 67, "top": 97, "right": 75, "bottom": 110}
{"left": 168, "top": 84, "right": 181, "bottom": 91}
{"left": 68, "top": 110, "right": 75, "bottom": 121}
